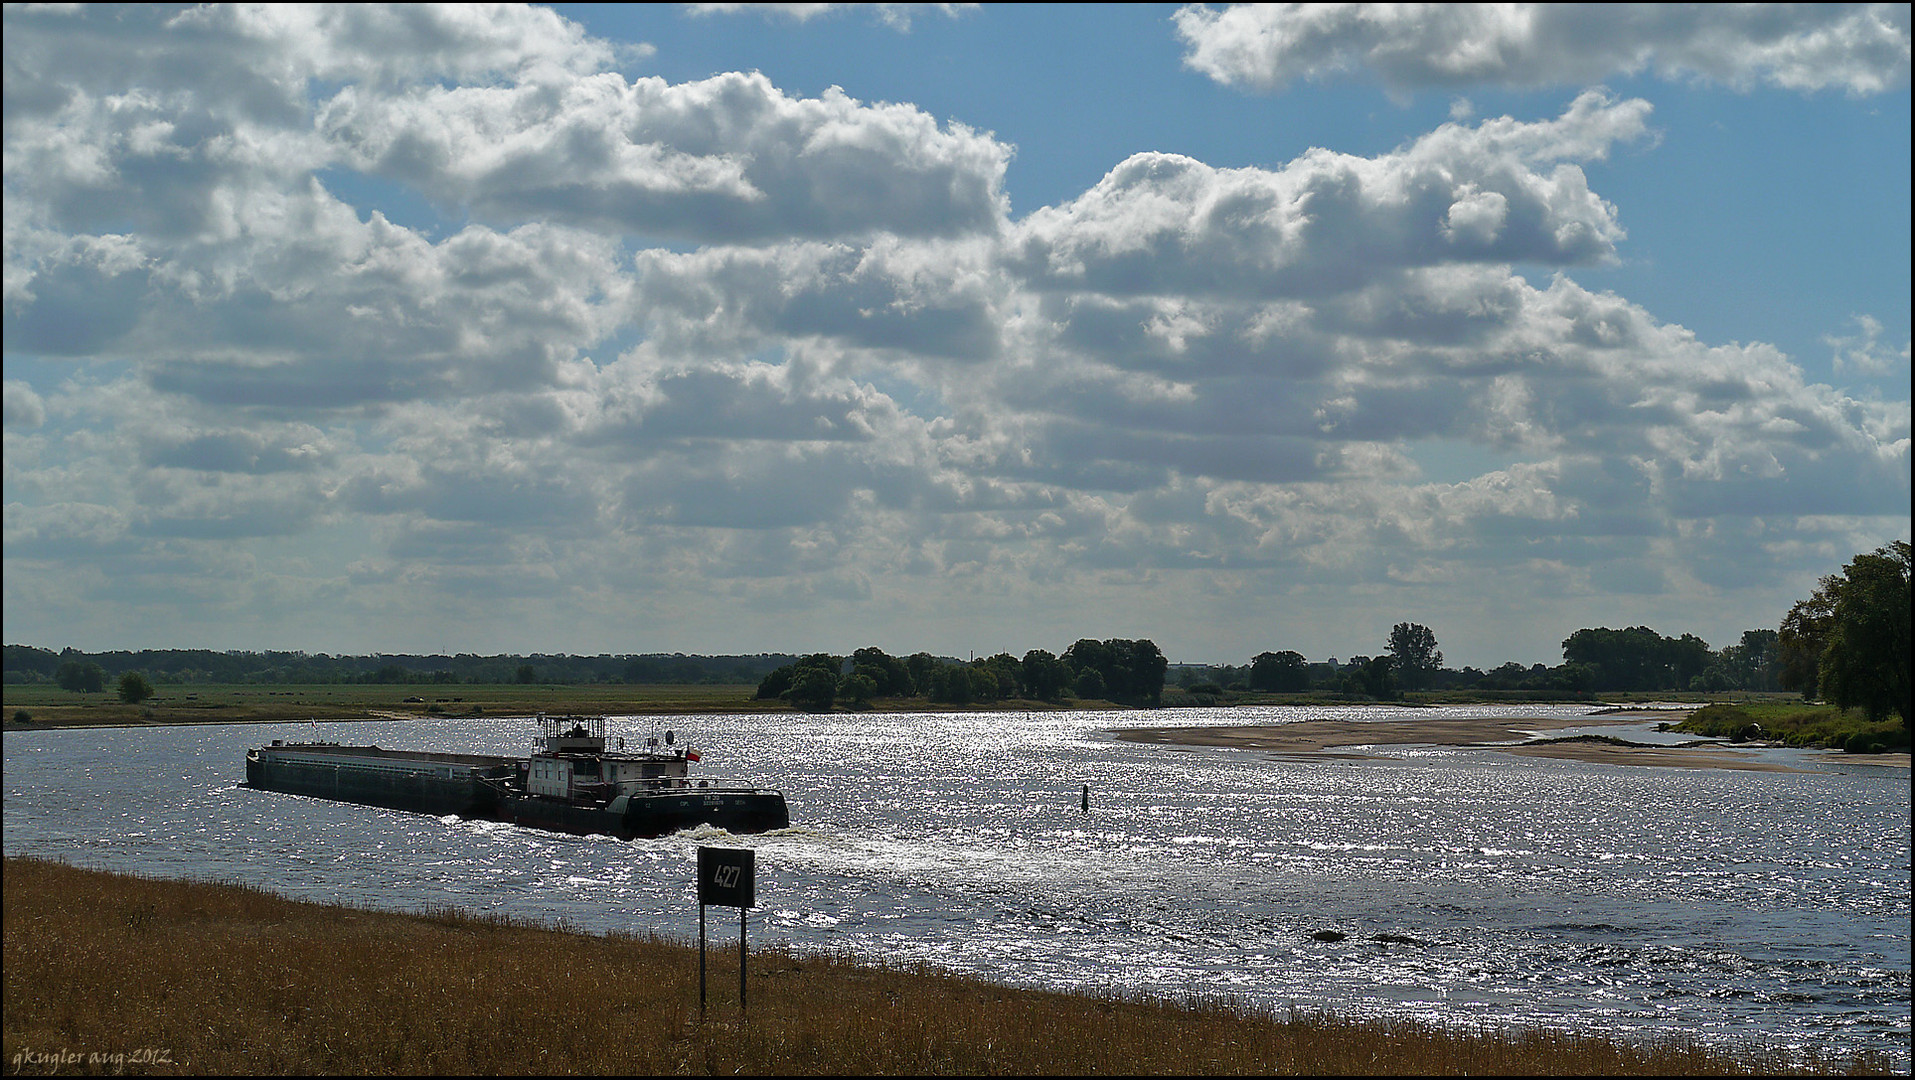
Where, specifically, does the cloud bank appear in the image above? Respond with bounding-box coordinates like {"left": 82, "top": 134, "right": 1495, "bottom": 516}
{"left": 1175, "top": 3, "right": 1912, "bottom": 96}
{"left": 3, "top": 4, "right": 1907, "bottom": 664}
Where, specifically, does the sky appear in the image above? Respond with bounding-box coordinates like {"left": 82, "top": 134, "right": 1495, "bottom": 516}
{"left": 3, "top": 3, "right": 1909, "bottom": 670}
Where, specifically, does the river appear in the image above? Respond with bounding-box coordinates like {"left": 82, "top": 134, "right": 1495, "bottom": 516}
{"left": 3, "top": 704, "right": 1908, "bottom": 1068}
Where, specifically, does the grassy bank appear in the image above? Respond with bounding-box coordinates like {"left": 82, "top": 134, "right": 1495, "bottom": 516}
{"left": 1, "top": 683, "right": 1132, "bottom": 730}
{"left": 1672, "top": 702, "right": 1909, "bottom": 754}
{"left": 0, "top": 682, "right": 771, "bottom": 728}
{"left": 3, "top": 858, "right": 1885, "bottom": 1076}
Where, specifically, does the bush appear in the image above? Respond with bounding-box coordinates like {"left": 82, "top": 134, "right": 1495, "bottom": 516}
{"left": 1677, "top": 703, "right": 1755, "bottom": 737}
{"left": 56, "top": 660, "right": 106, "bottom": 693}
{"left": 1843, "top": 732, "right": 1887, "bottom": 754}
{"left": 118, "top": 671, "right": 155, "bottom": 705}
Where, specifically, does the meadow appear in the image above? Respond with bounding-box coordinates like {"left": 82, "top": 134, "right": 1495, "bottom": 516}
{"left": 2, "top": 681, "right": 779, "bottom": 728}
{"left": 4, "top": 857, "right": 1886, "bottom": 1077}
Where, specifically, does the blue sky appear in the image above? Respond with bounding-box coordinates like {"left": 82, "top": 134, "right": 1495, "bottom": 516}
{"left": 4, "top": 4, "right": 1910, "bottom": 669}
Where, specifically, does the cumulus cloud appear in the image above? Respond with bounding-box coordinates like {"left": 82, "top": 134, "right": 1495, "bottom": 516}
{"left": 1007, "top": 91, "right": 1648, "bottom": 299}
{"left": 2, "top": 4, "right": 1905, "bottom": 661}
{"left": 1825, "top": 313, "right": 1911, "bottom": 377}
{"left": 3, "top": 380, "right": 46, "bottom": 429}
{"left": 318, "top": 72, "right": 1011, "bottom": 243}
{"left": 1174, "top": 3, "right": 1912, "bottom": 95}
{"left": 631, "top": 237, "right": 1005, "bottom": 362}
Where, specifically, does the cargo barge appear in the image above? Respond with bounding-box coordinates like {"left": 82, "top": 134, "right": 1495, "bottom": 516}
{"left": 245, "top": 714, "right": 788, "bottom": 839}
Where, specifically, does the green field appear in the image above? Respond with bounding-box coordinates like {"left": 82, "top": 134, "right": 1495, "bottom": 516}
{"left": 1, "top": 681, "right": 774, "bottom": 728}
{"left": 1, "top": 681, "right": 1129, "bottom": 729}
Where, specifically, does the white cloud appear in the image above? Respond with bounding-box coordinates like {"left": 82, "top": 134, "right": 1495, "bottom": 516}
{"left": 630, "top": 237, "right": 1005, "bottom": 362}
{"left": 317, "top": 72, "right": 1011, "bottom": 243}
{"left": 1825, "top": 313, "right": 1911, "bottom": 376}
{"left": 3, "top": 380, "right": 46, "bottom": 429}
{"left": 1006, "top": 92, "right": 1648, "bottom": 299}
{"left": 2, "top": 6, "right": 1905, "bottom": 662}
{"left": 1174, "top": 3, "right": 1912, "bottom": 96}
{"left": 683, "top": 4, "right": 977, "bottom": 31}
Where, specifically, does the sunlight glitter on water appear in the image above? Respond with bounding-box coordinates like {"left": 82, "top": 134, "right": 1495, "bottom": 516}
{"left": 4, "top": 707, "right": 1909, "bottom": 1068}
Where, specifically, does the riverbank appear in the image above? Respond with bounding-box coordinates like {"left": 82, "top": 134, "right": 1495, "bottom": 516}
{"left": 4, "top": 857, "right": 1879, "bottom": 1076}
{"left": 1115, "top": 710, "right": 1911, "bottom": 771}
{"left": 0, "top": 684, "right": 1129, "bottom": 730}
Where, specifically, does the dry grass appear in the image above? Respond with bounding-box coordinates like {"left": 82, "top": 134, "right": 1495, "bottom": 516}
{"left": 3, "top": 857, "right": 1886, "bottom": 1076}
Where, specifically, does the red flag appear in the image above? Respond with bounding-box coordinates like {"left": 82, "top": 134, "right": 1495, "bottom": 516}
{"left": 686, "top": 749, "right": 701, "bottom": 762}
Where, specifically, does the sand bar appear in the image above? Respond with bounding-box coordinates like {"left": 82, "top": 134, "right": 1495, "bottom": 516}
{"left": 1112, "top": 710, "right": 1908, "bottom": 772}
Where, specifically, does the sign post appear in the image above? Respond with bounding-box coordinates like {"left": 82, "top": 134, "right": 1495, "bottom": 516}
{"left": 696, "top": 846, "right": 756, "bottom": 1017}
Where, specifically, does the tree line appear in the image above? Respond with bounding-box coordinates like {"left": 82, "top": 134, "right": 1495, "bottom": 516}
{"left": 754, "top": 639, "right": 1169, "bottom": 712}
{"left": 1169, "top": 624, "right": 1789, "bottom": 700}
{"left": 3, "top": 648, "right": 800, "bottom": 689}
{"left": 1172, "top": 542, "right": 1908, "bottom": 730}
{"left": 9, "top": 544, "right": 1904, "bottom": 727}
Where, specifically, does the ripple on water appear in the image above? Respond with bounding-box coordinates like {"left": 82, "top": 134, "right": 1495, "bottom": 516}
{"left": 3, "top": 708, "right": 1907, "bottom": 1069}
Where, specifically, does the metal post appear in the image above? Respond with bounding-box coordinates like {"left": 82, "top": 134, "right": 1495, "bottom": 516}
{"left": 739, "top": 905, "right": 748, "bottom": 1014}
{"left": 698, "top": 902, "right": 707, "bottom": 1018}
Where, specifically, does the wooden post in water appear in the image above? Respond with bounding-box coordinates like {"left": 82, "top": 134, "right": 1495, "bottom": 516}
{"left": 1082, "top": 783, "right": 1089, "bottom": 812}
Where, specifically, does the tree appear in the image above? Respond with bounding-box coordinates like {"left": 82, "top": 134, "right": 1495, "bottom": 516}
{"left": 1062, "top": 637, "right": 1168, "bottom": 706}
{"left": 1118, "top": 639, "right": 1168, "bottom": 706}
{"left": 1386, "top": 623, "right": 1443, "bottom": 691}
{"left": 1710, "top": 629, "right": 1780, "bottom": 692}
{"left": 1802, "top": 542, "right": 1911, "bottom": 727}
{"left": 1666, "top": 633, "right": 1713, "bottom": 689}
{"left": 785, "top": 667, "right": 838, "bottom": 712}
{"left": 929, "top": 662, "right": 996, "bottom": 705}
{"left": 836, "top": 672, "right": 877, "bottom": 709}
{"left": 851, "top": 646, "right": 914, "bottom": 697}
{"left": 1561, "top": 626, "right": 1709, "bottom": 692}
{"left": 55, "top": 660, "right": 106, "bottom": 693}
{"left": 1019, "top": 649, "right": 1073, "bottom": 702}
{"left": 754, "top": 665, "right": 796, "bottom": 700}
{"left": 1778, "top": 581, "right": 1837, "bottom": 699}
{"left": 1342, "top": 655, "right": 1397, "bottom": 699}
{"left": 1249, "top": 650, "right": 1309, "bottom": 692}
{"left": 515, "top": 664, "right": 536, "bottom": 684}
{"left": 1073, "top": 667, "right": 1107, "bottom": 700}
{"left": 117, "top": 671, "right": 154, "bottom": 705}
{"left": 978, "top": 653, "right": 1023, "bottom": 700}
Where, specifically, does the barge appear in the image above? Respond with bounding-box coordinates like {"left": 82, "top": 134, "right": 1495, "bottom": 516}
{"left": 245, "top": 714, "right": 788, "bottom": 839}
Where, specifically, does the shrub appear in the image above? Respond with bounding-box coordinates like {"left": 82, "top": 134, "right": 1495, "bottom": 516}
{"left": 118, "top": 671, "right": 155, "bottom": 704}
{"left": 1678, "top": 703, "right": 1755, "bottom": 737}
{"left": 1843, "top": 732, "right": 1887, "bottom": 754}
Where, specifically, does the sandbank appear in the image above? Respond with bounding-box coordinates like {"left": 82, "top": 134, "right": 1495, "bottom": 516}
{"left": 1113, "top": 711, "right": 1908, "bottom": 772}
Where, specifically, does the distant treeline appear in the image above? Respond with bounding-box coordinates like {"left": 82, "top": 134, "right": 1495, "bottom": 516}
{"left": 1169, "top": 625, "right": 1785, "bottom": 698}
{"left": 755, "top": 639, "right": 1169, "bottom": 711}
{"left": 1, "top": 624, "right": 1778, "bottom": 699}
{"left": 2, "top": 646, "right": 799, "bottom": 688}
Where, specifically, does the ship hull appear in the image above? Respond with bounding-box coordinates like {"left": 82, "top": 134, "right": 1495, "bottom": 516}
{"left": 245, "top": 744, "right": 787, "bottom": 839}
{"left": 244, "top": 746, "right": 506, "bottom": 816}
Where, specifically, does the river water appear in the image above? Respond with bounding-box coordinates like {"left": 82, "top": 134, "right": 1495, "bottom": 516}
{"left": 3, "top": 705, "right": 1908, "bottom": 1068}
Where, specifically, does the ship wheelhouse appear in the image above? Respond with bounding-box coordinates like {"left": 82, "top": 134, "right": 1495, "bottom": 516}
{"left": 526, "top": 714, "right": 691, "bottom": 802}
